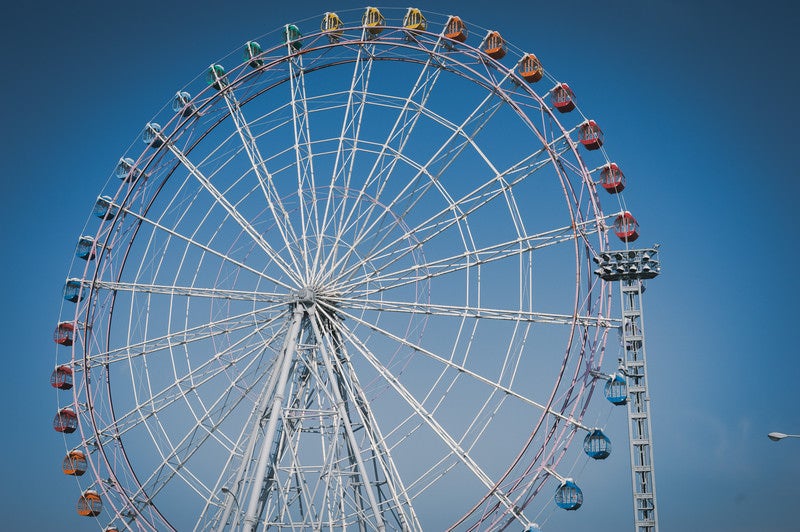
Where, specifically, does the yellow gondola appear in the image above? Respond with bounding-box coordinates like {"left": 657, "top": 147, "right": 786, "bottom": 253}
{"left": 321, "top": 12, "right": 344, "bottom": 42}
{"left": 362, "top": 7, "right": 385, "bottom": 35}
{"left": 403, "top": 8, "right": 427, "bottom": 32}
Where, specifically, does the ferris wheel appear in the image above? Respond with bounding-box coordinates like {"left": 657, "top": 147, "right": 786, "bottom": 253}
{"left": 51, "top": 7, "right": 642, "bottom": 531}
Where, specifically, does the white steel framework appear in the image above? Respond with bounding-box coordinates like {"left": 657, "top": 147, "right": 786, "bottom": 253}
{"left": 50, "top": 9, "right": 641, "bottom": 531}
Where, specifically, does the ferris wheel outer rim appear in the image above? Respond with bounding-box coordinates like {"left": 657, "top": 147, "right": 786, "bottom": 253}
{"left": 55, "top": 11, "right": 620, "bottom": 531}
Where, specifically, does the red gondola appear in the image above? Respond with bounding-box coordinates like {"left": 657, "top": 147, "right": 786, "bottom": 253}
{"left": 54, "top": 322, "right": 75, "bottom": 346}
{"left": 614, "top": 211, "right": 640, "bottom": 242}
{"left": 50, "top": 365, "right": 73, "bottom": 390}
{"left": 53, "top": 408, "right": 78, "bottom": 433}
{"left": 551, "top": 83, "right": 575, "bottom": 113}
{"left": 579, "top": 120, "right": 604, "bottom": 150}
{"left": 600, "top": 163, "right": 625, "bottom": 194}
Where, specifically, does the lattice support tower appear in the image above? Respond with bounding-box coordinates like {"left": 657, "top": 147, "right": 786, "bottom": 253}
{"left": 594, "top": 246, "right": 661, "bottom": 532}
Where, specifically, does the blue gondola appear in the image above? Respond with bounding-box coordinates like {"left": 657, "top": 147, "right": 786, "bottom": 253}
{"left": 93, "top": 196, "right": 117, "bottom": 220}
{"left": 583, "top": 429, "right": 611, "bottom": 460}
{"left": 76, "top": 236, "right": 95, "bottom": 261}
{"left": 142, "top": 122, "right": 163, "bottom": 148}
{"left": 555, "top": 480, "right": 583, "bottom": 511}
{"left": 604, "top": 373, "right": 627, "bottom": 405}
{"left": 115, "top": 157, "right": 141, "bottom": 182}
{"left": 244, "top": 41, "right": 264, "bottom": 68}
{"left": 63, "top": 279, "right": 83, "bottom": 303}
{"left": 206, "top": 64, "right": 227, "bottom": 90}
{"left": 172, "top": 91, "right": 196, "bottom": 117}
{"left": 283, "top": 25, "right": 303, "bottom": 50}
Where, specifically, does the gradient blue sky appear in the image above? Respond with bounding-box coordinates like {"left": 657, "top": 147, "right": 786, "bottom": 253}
{"left": 3, "top": 1, "right": 798, "bottom": 530}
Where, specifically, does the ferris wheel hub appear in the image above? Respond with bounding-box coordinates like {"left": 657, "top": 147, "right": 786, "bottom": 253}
{"left": 294, "top": 286, "right": 319, "bottom": 306}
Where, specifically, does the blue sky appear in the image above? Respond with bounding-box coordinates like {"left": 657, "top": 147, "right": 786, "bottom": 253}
{"left": 3, "top": 1, "right": 798, "bottom": 530}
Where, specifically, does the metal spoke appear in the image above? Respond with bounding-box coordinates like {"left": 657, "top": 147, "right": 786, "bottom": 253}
{"left": 119, "top": 204, "right": 291, "bottom": 290}
{"left": 332, "top": 139, "right": 573, "bottom": 290}
{"left": 332, "top": 315, "right": 533, "bottom": 525}
{"left": 314, "top": 40, "right": 375, "bottom": 282}
{"left": 218, "top": 85, "right": 308, "bottom": 282}
{"left": 339, "top": 220, "right": 602, "bottom": 297}
{"left": 164, "top": 138, "right": 301, "bottom": 285}
{"left": 324, "top": 301, "right": 588, "bottom": 431}
{"left": 95, "top": 312, "right": 285, "bottom": 442}
{"left": 85, "top": 303, "right": 284, "bottom": 367}
{"left": 287, "top": 50, "right": 318, "bottom": 283}
{"left": 324, "top": 83, "right": 510, "bottom": 284}
{"left": 89, "top": 279, "right": 285, "bottom": 304}
{"left": 335, "top": 297, "right": 618, "bottom": 328}
{"left": 315, "top": 39, "right": 445, "bottom": 284}
{"left": 128, "top": 326, "right": 285, "bottom": 511}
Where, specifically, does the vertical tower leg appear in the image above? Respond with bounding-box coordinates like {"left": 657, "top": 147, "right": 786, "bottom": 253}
{"left": 620, "top": 279, "right": 658, "bottom": 532}
{"left": 595, "top": 247, "right": 661, "bottom": 532}
{"left": 243, "top": 306, "right": 306, "bottom": 531}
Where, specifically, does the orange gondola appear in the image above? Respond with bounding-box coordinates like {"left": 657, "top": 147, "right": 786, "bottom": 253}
{"left": 77, "top": 490, "right": 103, "bottom": 517}
{"left": 62, "top": 450, "right": 87, "bottom": 476}
{"left": 444, "top": 16, "right": 467, "bottom": 42}
{"left": 519, "top": 53, "right": 543, "bottom": 83}
{"left": 482, "top": 31, "right": 506, "bottom": 60}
